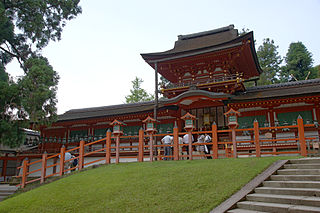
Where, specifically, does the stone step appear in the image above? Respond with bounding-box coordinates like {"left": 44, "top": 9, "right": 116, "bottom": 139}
{"left": 227, "top": 208, "right": 269, "bottom": 213}
{"left": 284, "top": 163, "right": 320, "bottom": 169}
{"left": 263, "top": 180, "right": 320, "bottom": 188}
{"left": 277, "top": 168, "right": 320, "bottom": 175}
{"left": 247, "top": 193, "right": 320, "bottom": 207}
{"left": 237, "top": 201, "right": 320, "bottom": 213}
{"left": 0, "top": 192, "right": 14, "bottom": 196}
{"left": 289, "top": 158, "right": 320, "bottom": 165}
{"left": 255, "top": 187, "right": 320, "bottom": 197}
{"left": 270, "top": 174, "right": 320, "bottom": 181}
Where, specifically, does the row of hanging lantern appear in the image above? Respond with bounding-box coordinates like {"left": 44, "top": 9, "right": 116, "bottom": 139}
{"left": 39, "top": 113, "right": 318, "bottom": 144}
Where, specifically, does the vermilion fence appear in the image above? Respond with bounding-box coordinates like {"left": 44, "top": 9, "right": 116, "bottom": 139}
{"left": 16, "top": 117, "right": 319, "bottom": 188}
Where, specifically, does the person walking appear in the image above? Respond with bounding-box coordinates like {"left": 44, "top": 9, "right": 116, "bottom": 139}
{"left": 161, "top": 134, "right": 173, "bottom": 160}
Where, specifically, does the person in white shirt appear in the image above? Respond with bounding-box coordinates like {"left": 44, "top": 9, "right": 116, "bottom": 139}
{"left": 204, "top": 134, "right": 212, "bottom": 159}
{"left": 161, "top": 134, "right": 173, "bottom": 160}
{"left": 182, "top": 133, "right": 194, "bottom": 158}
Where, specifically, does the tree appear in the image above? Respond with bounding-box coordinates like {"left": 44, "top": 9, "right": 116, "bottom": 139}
{"left": 256, "top": 38, "right": 282, "bottom": 85}
{"left": 0, "top": 1, "right": 81, "bottom": 147}
{"left": 279, "top": 42, "right": 317, "bottom": 82}
{"left": 158, "top": 75, "right": 172, "bottom": 99}
{"left": 125, "top": 77, "right": 154, "bottom": 103}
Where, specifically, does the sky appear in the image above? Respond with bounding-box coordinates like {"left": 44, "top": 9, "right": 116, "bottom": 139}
{"left": 6, "top": 0, "right": 320, "bottom": 114}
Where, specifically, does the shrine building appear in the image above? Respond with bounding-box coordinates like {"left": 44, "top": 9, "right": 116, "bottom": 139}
{"left": 1, "top": 25, "right": 320, "bottom": 181}
{"left": 40, "top": 25, "right": 320, "bottom": 143}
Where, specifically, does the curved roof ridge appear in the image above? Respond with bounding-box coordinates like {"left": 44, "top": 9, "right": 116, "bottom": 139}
{"left": 64, "top": 101, "right": 155, "bottom": 114}
{"left": 177, "top": 24, "right": 235, "bottom": 40}
{"left": 246, "top": 78, "right": 320, "bottom": 92}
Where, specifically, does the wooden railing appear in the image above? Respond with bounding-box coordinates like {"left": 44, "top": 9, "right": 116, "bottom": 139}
{"left": 16, "top": 117, "right": 319, "bottom": 188}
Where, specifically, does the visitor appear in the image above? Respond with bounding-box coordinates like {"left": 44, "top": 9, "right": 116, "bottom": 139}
{"left": 161, "top": 134, "right": 173, "bottom": 160}
{"left": 196, "top": 134, "right": 206, "bottom": 159}
{"left": 71, "top": 155, "right": 78, "bottom": 171}
{"left": 182, "top": 133, "right": 194, "bottom": 159}
{"left": 204, "top": 133, "right": 212, "bottom": 159}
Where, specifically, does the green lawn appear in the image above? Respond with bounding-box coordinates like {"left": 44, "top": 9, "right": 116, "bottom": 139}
{"left": 0, "top": 157, "right": 296, "bottom": 213}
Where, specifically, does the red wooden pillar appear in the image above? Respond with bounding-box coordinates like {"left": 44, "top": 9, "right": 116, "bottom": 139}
{"left": 78, "top": 140, "right": 85, "bottom": 170}
{"left": 138, "top": 128, "right": 144, "bottom": 162}
{"left": 59, "top": 146, "right": 65, "bottom": 176}
{"left": 188, "top": 131, "right": 193, "bottom": 160}
{"left": 254, "top": 120, "right": 261, "bottom": 157}
{"left": 105, "top": 130, "right": 111, "bottom": 164}
{"left": 173, "top": 123, "right": 179, "bottom": 161}
{"left": 149, "top": 134, "right": 154, "bottom": 162}
{"left": 21, "top": 158, "right": 29, "bottom": 189}
{"left": 40, "top": 152, "right": 47, "bottom": 184}
{"left": 115, "top": 135, "right": 120, "bottom": 164}
{"left": 231, "top": 127, "right": 237, "bottom": 158}
{"left": 297, "top": 115, "right": 307, "bottom": 157}
{"left": 212, "top": 122, "right": 218, "bottom": 159}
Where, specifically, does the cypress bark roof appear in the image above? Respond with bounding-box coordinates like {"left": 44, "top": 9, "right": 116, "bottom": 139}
{"left": 57, "top": 79, "right": 320, "bottom": 122}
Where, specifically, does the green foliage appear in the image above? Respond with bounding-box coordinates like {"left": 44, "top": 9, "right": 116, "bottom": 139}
{"left": 20, "top": 57, "right": 59, "bottom": 128}
{"left": 0, "top": 1, "right": 81, "bottom": 146}
{"left": 158, "top": 75, "right": 172, "bottom": 99}
{"left": 279, "top": 41, "right": 316, "bottom": 82}
{"left": 0, "top": 157, "right": 295, "bottom": 212}
{"left": 256, "top": 38, "right": 282, "bottom": 85}
{"left": 0, "top": 66, "right": 27, "bottom": 147}
{"left": 125, "top": 77, "right": 154, "bottom": 103}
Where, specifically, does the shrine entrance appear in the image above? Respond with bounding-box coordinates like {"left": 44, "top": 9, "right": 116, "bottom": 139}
{"left": 181, "top": 105, "right": 228, "bottom": 130}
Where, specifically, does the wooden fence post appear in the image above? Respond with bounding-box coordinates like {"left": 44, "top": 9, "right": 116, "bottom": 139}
{"left": 231, "top": 127, "right": 237, "bottom": 158}
{"left": 21, "top": 158, "right": 29, "bottom": 189}
{"left": 115, "top": 135, "right": 120, "bottom": 164}
{"left": 173, "top": 122, "right": 179, "bottom": 161}
{"left": 59, "top": 146, "right": 65, "bottom": 176}
{"left": 138, "top": 128, "right": 144, "bottom": 162}
{"left": 212, "top": 122, "right": 218, "bottom": 159}
{"left": 78, "top": 140, "right": 85, "bottom": 170}
{"left": 40, "top": 152, "right": 47, "bottom": 184}
{"left": 253, "top": 119, "right": 261, "bottom": 157}
{"left": 149, "top": 134, "right": 154, "bottom": 162}
{"left": 297, "top": 115, "right": 307, "bottom": 157}
{"left": 105, "top": 130, "right": 111, "bottom": 164}
{"left": 188, "top": 131, "right": 193, "bottom": 160}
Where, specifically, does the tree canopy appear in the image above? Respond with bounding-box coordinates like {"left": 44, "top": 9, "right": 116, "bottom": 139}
{"left": 125, "top": 77, "right": 154, "bottom": 103}
{"left": 279, "top": 41, "right": 317, "bottom": 82}
{"left": 256, "top": 38, "right": 282, "bottom": 85}
{"left": 0, "top": 0, "right": 81, "bottom": 147}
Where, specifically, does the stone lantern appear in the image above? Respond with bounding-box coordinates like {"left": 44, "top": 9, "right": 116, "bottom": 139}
{"left": 224, "top": 108, "right": 240, "bottom": 158}
{"left": 142, "top": 116, "right": 159, "bottom": 162}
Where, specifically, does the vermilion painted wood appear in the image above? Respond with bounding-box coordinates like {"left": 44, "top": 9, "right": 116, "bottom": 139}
{"left": 105, "top": 131, "right": 111, "bottom": 164}
{"left": 149, "top": 134, "right": 154, "bottom": 162}
{"left": 59, "top": 146, "right": 65, "bottom": 176}
{"left": 297, "top": 117, "right": 307, "bottom": 156}
{"left": 231, "top": 128, "right": 237, "bottom": 158}
{"left": 253, "top": 121, "right": 261, "bottom": 157}
{"left": 78, "top": 140, "right": 85, "bottom": 170}
{"left": 115, "top": 136, "right": 120, "bottom": 164}
{"left": 21, "top": 158, "right": 28, "bottom": 189}
{"left": 212, "top": 123, "right": 218, "bottom": 159}
{"left": 188, "top": 131, "right": 193, "bottom": 160}
{"left": 173, "top": 126, "right": 179, "bottom": 160}
{"left": 138, "top": 128, "right": 144, "bottom": 162}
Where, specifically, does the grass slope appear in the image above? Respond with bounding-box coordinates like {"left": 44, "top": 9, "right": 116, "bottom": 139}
{"left": 0, "top": 157, "right": 294, "bottom": 213}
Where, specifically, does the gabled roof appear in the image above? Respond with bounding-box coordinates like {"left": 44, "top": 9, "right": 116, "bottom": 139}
{"left": 140, "top": 25, "right": 262, "bottom": 83}
{"left": 141, "top": 25, "right": 238, "bottom": 58}
{"left": 56, "top": 79, "right": 320, "bottom": 122}
{"left": 58, "top": 101, "right": 156, "bottom": 122}
{"left": 232, "top": 78, "right": 320, "bottom": 101}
